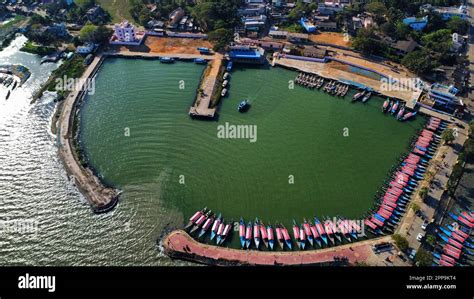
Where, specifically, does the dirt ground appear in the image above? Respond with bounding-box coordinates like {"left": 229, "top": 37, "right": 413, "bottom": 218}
{"left": 309, "top": 32, "right": 351, "bottom": 47}
{"left": 144, "top": 36, "right": 214, "bottom": 54}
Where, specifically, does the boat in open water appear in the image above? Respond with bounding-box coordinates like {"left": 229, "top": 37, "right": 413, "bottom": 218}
{"left": 238, "top": 100, "right": 249, "bottom": 112}
{"left": 362, "top": 91, "right": 372, "bottom": 103}
{"left": 352, "top": 90, "right": 365, "bottom": 102}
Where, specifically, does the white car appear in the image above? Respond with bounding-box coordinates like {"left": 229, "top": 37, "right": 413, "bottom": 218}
{"left": 421, "top": 220, "right": 429, "bottom": 231}
{"left": 416, "top": 233, "right": 424, "bottom": 241}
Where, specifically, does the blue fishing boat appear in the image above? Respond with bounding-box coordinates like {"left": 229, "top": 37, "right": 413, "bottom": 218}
{"left": 194, "top": 58, "right": 207, "bottom": 64}
{"left": 226, "top": 61, "right": 233, "bottom": 71}
{"left": 239, "top": 218, "right": 246, "bottom": 248}
{"left": 197, "top": 47, "right": 211, "bottom": 54}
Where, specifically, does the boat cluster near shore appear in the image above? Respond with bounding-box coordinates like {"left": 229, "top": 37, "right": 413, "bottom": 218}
{"left": 433, "top": 209, "right": 473, "bottom": 266}
{"left": 364, "top": 117, "right": 447, "bottom": 236}
{"left": 183, "top": 116, "right": 451, "bottom": 252}
{"left": 382, "top": 98, "right": 417, "bottom": 121}
{"left": 295, "top": 72, "right": 349, "bottom": 97}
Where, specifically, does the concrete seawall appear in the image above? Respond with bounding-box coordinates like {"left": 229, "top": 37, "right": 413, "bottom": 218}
{"left": 57, "top": 55, "right": 119, "bottom": 213}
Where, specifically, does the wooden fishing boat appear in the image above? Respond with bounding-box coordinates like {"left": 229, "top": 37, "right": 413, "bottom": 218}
{"left": 216, "top": 221, "right": 225, "bottom": 245}
{"left": 245, "top": 221, "right": 252, "bottom": 249}
{"left": 281, "top": 224, "right": 292, "bottom": 250}
{"left": 314, "top": 217, "right": 328, "bottom": 245}
{"left": 303, "top": 219, "right": 314, "bottom": 246}
{"left": 198, "top": 214, "right": 214, "bottom": 238}
{"left": 210, "top": 213, "right": 221, "bottom": 240}
{"left": 219, "top": 220, "right": 233, "bottom": 245}
{"left": 253, "top": 218, "right": 261, "bottom": 249}
{"left": 185, "top": 208, "right": 206, "bottom": 230}
{"left": 299, "top": 225, "right": 306, "bottom": 250}
{"left": 239, "top": 218, "right": 246, "bottom": 248}
{"left": 260, "top": 220, "right": 269, "bottom": 249}
{"left": 267, "top": 224, "right": 275, "bottom": 250}
{"left": 275, "top": 224, "right": 284, "bottom": 250}
{"left": 190, "top": 210, "right": 211, "bottom": 234}
{"left": 292, "top": 220, "right": 300, "bottom": 249}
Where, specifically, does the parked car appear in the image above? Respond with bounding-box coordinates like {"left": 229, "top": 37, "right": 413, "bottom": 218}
{"left": 416, "top": 233, "right": 425, "bottom": 241}
{"left": 421, "top": 220, "right": 429, "bottom": 231}
{"left": 408, "top": 248, "right": 417, "bottom": 260}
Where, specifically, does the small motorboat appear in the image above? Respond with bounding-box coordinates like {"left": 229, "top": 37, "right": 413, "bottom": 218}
{"left": 216, "top": 220, "right": 225, "bottom": 245}
{"left": 303, "top": 219, "right": 314, "bottom": 246}
{"left": 362, "top": 91, "right": 372, "bottom": 103}
{"left": 281, "top": 225, "right": 292, "bottom": 250}
{"left": 253, "top": 218, "right": 261, "bottom": 249}
{"left": 396, "top": 106, "right": 405, "bottom": 120}
{"left": 194, "top": 58, "right": 207, "bottom": 64}
{"left": 391, "top": 101, "right": 399, "bottom": 114}
{"left": 239, "top": 218, "right": 246, "bottom": 248}
{"left": 221, "top": 88, "right": 228, "bottom": 97}
{"left": 210, "top": 213, "right": 222, "bottom": 240}
{"left": 352, "top": 90, "right": 365, "bottom": 102}
{"left": 260, "top": 221, "right": 269, "bottom": 249}
{"left": 190, "top": 210, "right": 211, "bottom": 234}
{"left": 198, "top": 214, "right": 214, "bottom": 238}
{"left": 222, "top": 80, "right": 228, "bottom": 88}
{"left": 402, "top": 111, "right": 417, "bottom": 121}
{"left": 314, "top": 217, "right": 328, "bottom": 245}
{"left": 299, "top": 225, "right": 306, "bottom": 250}
{"left": 226, "top": 61, "right": 233, "bottom": 71}
{"left": 276, "top": 224, "right": 284, "bottom": 250}
{"left": 6, "top": 90, "right": 11, "bottom": 100}
{"left": 185, "top": 208, "right": 206, "bottom": 230}
{"left": 267, "top": 224, "right": 275, "bottom": 250}
{"left": 382, "top": 99, "right": 389, "bottom": 112}
{"left": 238, "top": 100, "right": 249, "bottom": 112}
{"left": 223, "top": 72, "right": 230, "bottom": 80}
{"left": 245, "top": 221, "right": 252, "bottom": 249}
{"left": 159, "top": 57, "right": 175, "bottom": 63}
{"left": 219, "top": 220, "right": 233, "bottom": 245}
{"left": 12, "top": 80, "right": 17, "bottom": 90}
{"left": 292, "top": 220, "right": 300, "bottom": 248}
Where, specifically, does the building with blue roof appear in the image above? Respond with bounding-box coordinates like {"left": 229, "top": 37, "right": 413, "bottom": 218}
{"left": 403, "top": 16, "right": 428, "bottom": 31}
{"left": 228, "top": 45, "right": 266, "bottom": 64}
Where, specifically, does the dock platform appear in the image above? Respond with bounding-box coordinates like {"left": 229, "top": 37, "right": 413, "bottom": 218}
{"left": 188, "top": 58, "right": 222, "bottom": 118}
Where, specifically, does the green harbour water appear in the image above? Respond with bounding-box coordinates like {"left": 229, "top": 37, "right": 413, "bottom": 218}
{"left": 79, "top": 58, "right": 425, "bottom": 249}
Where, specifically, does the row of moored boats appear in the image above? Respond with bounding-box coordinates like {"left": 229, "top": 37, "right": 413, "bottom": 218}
{"left": 433, "top": 210, "right": 473, "bottom": 266}
{"left": 352, "top": 89, "right": 372, "bottom": 103}
{"left": 364, "top": 117, "right": 447, "bottom": 235}
{"left": 185, "top": 209, "right": 233, "bottom": 246}
{"left": 382, "top": 99, "right": 416, "bottom": 121}
{"left": 295, "top": 72, "right": 349, "bottom": 97}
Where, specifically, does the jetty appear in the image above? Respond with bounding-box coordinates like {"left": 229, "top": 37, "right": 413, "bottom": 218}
{"left": 163, "top": 230, "right": 391, "bottom": 266}
{"left": 57, "top": 54, "right": 119, "bottom": 213}
{"left": 188, "top": 58, "right": 222, "bottom": 118}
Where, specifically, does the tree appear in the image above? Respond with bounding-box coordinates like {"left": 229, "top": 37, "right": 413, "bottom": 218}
{"left": 401, "top": 49, "right": 438, "bottom": 75}
{"left": 352, "top": 28, "right": 384, "bottom": 55}
{"left": 426, "top": 234, "right": 436, "bottom": 247}
{"left": 392, "top": 234, "right": 409, "bottom": 251}
{"left": 419, "top": 187, "right": 428, "bottom": 201}
{"left": 414, "top": 248, "right": 432, "bottom": 266}
{"left": 365, "top": 1, "right": 387, "bottom": 24}
{"left": 208, "top": 28, "right": 232, "bottom": 52}
{"left": 79, "top": 24, "right": 97, "bottom": 43}
{"left": 441, "top": 128, "right": 455, "bottom": 145}
{"left": 411, "top": 202, "right": 421, "bottom": 213}
{"left": 422, "top": 29, "right": 453, "bottom": 54}
{"left": 447, "top": 17, "right": 470, "bottom": 35}
{"left": 395, "top": 22, "right": 411, "bottom": 40}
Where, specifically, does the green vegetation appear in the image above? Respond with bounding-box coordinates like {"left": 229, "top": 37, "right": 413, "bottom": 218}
{"left": 441, "top": 128, "right": 455, "bottom": 145}
{"left": 20, "top": 41, "right": 56, "bottom": 56}
{"left": 410, "top": 202, "right": 421, "bottom": 213}
{"left": 78, "top": 24, "right": 112, "bottom": 44}
{"left": 419, "top": 187, "right": 429, "bottom": 201}
{"left": 426, "top": 234, "right": 436, "bottom": 247}
{"left": 414, "top": 248, "right": 432, "bottom": 266}
{"left": 401, "top": 49, "right": 439, "bottom": 75}
{"left": 392, "top": 234, "right": 409, "bottom": 251}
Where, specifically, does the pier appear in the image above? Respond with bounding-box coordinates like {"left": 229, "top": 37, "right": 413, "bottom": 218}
{"left": 164, "top": 230, "right": 392, "bottom": 266}
{"left": 188, "top": 58, "right": 222, "bottom": 118}
{"left": 57, "top": 54, "right": 119, "bottom": 213}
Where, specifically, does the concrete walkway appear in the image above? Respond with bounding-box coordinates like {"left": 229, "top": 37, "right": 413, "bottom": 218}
{"left": 188, "top": 58, "right": 222, "bottom": 118}
{"left": 164, "top": 230, "right": 397, "bottom": 266}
